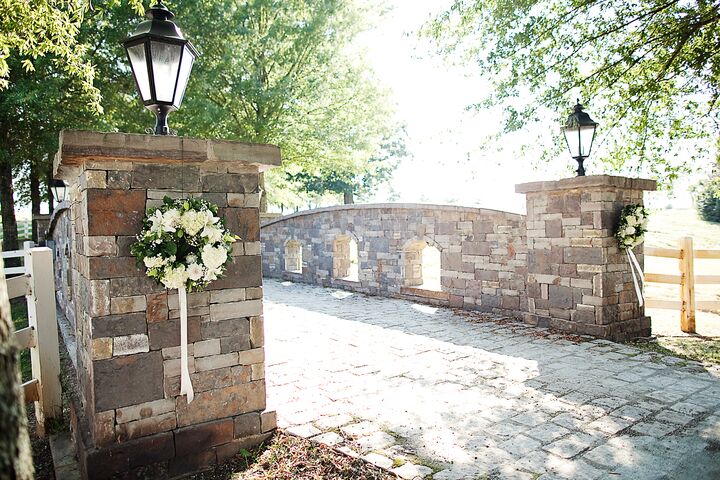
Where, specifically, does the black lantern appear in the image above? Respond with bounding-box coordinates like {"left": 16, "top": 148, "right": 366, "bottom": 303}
{"left": 561, "top": 100, "right": 599, "bottom": 176}
{"left": 51, "top": 179, "right": 67, "bottom": 203}
{"left": 122, "top": 2, "right": 198, "bottom": 135}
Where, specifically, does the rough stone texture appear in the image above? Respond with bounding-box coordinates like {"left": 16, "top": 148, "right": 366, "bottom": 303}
{"left": 517, "top": 175, "right": 656, "bottom": 341}
{"left": 265, "top": 279, "right": 720, "bottom": 480}
{"left": 51, "top": 130, "right": 278, "bottom": 479}
{"left": 262, "top": 175, "right": 655, "bottom": 340}
{"left": 261, "top": 203, "right": 528, "bottom": 317}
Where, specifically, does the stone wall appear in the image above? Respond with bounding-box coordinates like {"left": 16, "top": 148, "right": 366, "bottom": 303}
{"left": 261, "top": 176, "right": 655, "bottom": 341}
{"left": 517, "top": 176, "right": 656, "bottom": 340}
{"left": 261, "top": 204, "right": 528, "bottom": 315}
{"left": 52, "top": 130, "right": 280, "bottom": 479}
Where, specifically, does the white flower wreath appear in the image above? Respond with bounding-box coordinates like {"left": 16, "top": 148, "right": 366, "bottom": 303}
{"left": 131, "top": 196, "right": 238, "bottom": 291}
{"left": 614, "top": 204, "right": 649, "bottom": 307}
{"left": 131, "top": 196, "right": 239, "bottom": 403}
{"left": 614, "top": 204, "right": 649, "bottom": 249}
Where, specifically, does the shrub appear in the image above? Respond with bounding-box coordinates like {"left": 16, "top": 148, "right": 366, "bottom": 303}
{"left": 694, "top": 176, "right": 720, "bottom": 223}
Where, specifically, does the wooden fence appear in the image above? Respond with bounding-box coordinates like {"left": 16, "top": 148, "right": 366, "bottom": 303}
{"left": 4, "top": 242, "right": 61, "bottom": 437}
{"left": 0, "top": 221, "right": 33, "bottom": 241}
{"left": 645, "top": 236, "right": 720, "bottom": 334}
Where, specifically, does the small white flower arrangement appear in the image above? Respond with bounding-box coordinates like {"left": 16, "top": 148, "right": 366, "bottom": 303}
{"left": 615, "top": 204, "right": 649, "bottom": 249}
{"left": 131, "top": 197, "right": 238, "bottom": 291}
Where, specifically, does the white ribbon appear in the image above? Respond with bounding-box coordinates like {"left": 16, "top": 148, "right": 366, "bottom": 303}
{"left": 179, "top": 286, "right": 194, "bottom": 403}
{"left": 626, "top": 248, "right": 644, "bottom": 307}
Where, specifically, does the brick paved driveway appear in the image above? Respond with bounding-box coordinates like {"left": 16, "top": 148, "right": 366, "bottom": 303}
{"left": 264, "top": 279, "right": 720, "bottom": 479}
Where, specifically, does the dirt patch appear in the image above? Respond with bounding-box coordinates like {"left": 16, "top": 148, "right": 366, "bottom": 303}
{"left": 190, "top": 432, "right": 396, "bottom": 480}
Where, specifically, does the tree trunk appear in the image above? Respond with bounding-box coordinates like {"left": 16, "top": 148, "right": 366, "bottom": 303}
{"left": 343, "top": 190, "right": 354, "bottom": 205}
{"left": 0, "top": 249, "right": 35, "bottom": 479}
{"left": 46, "top": 164, "right": 54, "bottom": 212}
{"left": 30, "top": 161, "right": 41, "bottom": 243}
{"left": 0, "top": 161, "right": 19, "bottom": 254}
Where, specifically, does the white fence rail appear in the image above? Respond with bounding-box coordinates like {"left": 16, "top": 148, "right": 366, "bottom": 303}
{"left": 4, "top": 242, "right": 61, "bottom": 437}
{"left": 0, "top": 221, "right": 32, "bottom": 240}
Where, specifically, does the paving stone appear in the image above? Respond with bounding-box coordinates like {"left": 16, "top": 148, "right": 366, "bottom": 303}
{"left": 392, "top": 463, "right": 433, "bottom": 479}
{"left": 362, "top": 452, "right": 394, "bottom": 470}
{"left": 261, "top": 279, "right": 720, "bottom": 479}
{"left": 355, "top": 431, "right": 396, "bottom": 451}
{"left": 312, "top": 431, "right": 344, "bottom": 446}
{"left": 286, "top": 423, "right": 321, "bottom": 438}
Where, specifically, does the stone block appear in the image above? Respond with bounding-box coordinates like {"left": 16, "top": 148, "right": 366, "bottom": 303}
{"left": 223, "top": 208, "right": 260, "bottom": 242}
{"left": 93, "top": 351, "right": 164, "bottom": 411}
{"left": 564, "top": 247, "right": 605, "bottom": 265}
{"left": 209, "top": 288, "right": 246, "bottom": 304}
{"left": 176, "top": 381, "right": 266, "bottom": 427}
{"left": 195, "top": 352, "right": 239, "bottom": 372}
{"left": 117, "top": 412, "right": 176, "bottom": 441}
{"left": 113, "top": 334, "right": 150, "bottom": 356}
{"left": 194, "top": 339, "right": 221, "bottom": 357}
{"left": 148, "top": 317, "right": 201, "bottom": 350}
{"left": 110, "top": 276, "right": 164, "bottom": 297}
{"left": 146, "top": 292, "right": 168, "bottom": 322}
{"left": 201, "top": 318, "right": 250, "bottom": 340}
{"left": 89, "top": 280, "right": 111, "bottom": 317}
{"left": 206, "top": 256, "right": 262, "bottom": 290}
{"left": 201, "top": 173, "right": 257, "bottom": 193}
{"left": 168, "top": 450, "right": 216, "bottom": 478}
{"left": 131, "top": 164, "right": 200, "bottom": 190}
{"left": 548, "top": 285, "right": 574, "bottom": 309}
{"left": 251, "top": 363, "right": 264, "bottom": 381}
{"left": 221, "top": 334, "right": 251, "bottom": 353}
{"left": 91, "top": 338, "right": 113, "bottom": 360}
{"left": 84, "top": 236, "right": 117, "bottom": 256}
{"left": 111, "top": 295, "right": 147, "bottom": 314}
{"left": 87, "top": 189, "right": 145, "bottom": 236}
{"left": 116, "top": 398, "right": 176, "bottom": 424}
{"left": 234, "top": 413, "right": 261, "bottom": 438}
{"left": 237, "top": 348, "right": 264, "bottom": 365}
{"left": 94, "top": 410, "right": 116, "bottom": 447}
{"left": 261, "top": 410, "right": 277, "bottom": 433}
{"left": 107, "top": 170, "right": 131, "bottom": 189}
{"left": 175, "top": 419, "right": 233, "bottom": 456}
{"left": 209, "top": 299, "right": 262, "bottom": 321}
{"left": 89, "top": 257, "right": 144, "bottom": 279}
{"left": 92, "top": 313, "right": 146, "bottom": 339}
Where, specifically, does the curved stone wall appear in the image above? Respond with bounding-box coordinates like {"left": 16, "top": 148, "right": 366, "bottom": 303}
{"left": 261, "top": 203, "right": 528, "bottom": 316}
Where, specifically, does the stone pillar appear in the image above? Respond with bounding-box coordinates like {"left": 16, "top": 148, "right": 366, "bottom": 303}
{"left": 54, "top": 130, "right": 281, "bottom": 479}
{"left": 516, "top": 175, "right": 656, "bottom": 341}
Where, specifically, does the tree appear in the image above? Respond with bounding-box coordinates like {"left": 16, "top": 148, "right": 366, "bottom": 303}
{"left": 0, "top": 251, "right": 33, "bottom": 479}
{"left": 169, "top": 0, "right": 403, "bottom": 209}
{"left": 425, "top": 0, "right": 720, "bottom": 184}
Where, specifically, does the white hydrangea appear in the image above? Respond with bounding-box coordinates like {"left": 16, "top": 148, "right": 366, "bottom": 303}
{"left": 187, "top": 263, "right": 204, "bottom": 281}
{"left": 143, "top": 255, "right": 165, "bottom": 269}
{"left": 624, "top": 226, "right": 636, "bottom": 236}
{"left": 201, "top": 225, "right": 223, "bottom": 244}
{"left": 148, "top": 210, "right": 164, "bottom": 235}
{"left": 201, "top": 244, "right": 228, "bottom": 270}
{"left": 186, "top": 254, "right": 198, "bottom": 264}
{"left": 162, "top": 208, "right": 181, "bottom": 232}
{"left": 179, "top": 210, "right": 205, "bottom": 236}
{"left": 161, "top": 265, "right": 189, "bottom": 289}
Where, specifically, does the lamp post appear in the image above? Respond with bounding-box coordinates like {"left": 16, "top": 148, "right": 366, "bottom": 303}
{"left": 122, "top": 2, "right": 198, "bottom": 135}
{"left": 50, "top": 180, "right": 67, "bottom": 203}
{"left": 561, "top": 100, "right": 598, "bottom": 176}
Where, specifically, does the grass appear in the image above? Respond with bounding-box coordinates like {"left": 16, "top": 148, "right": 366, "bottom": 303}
{"left": 630, "top": 336, "right": 720, "bottom": 366}
{"left": 189, "top": 432, "right": 396, "bottom": 480}
{"left": 646, "top": 208, "right": 720, "bottom": 249}
{"left": 11, "top": 298, "right": 32, "bottom": 382}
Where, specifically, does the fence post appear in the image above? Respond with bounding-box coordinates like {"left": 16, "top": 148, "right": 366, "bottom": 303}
{"left": 25, "top": 247, "right": 61, "bottom": 436}
{"left": 679, "top": 236, "right": 696, "bottom": 333}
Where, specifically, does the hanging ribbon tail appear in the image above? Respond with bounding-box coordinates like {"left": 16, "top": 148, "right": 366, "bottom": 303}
{"left": 626, "top": 248, "right": 644, "bottom": 307}
{"left": 179, "top": 286, "right": 194, "bottom": 403}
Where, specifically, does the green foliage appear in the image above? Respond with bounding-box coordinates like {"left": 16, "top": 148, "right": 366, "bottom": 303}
{"left": 167, "top": 0, "right": 404, "bottom": 206}
{"left": 425, "top": 0, "right": 720, "bottom": 184}
{"left": 693, "top": 176, "right": 720, "bottom": 223}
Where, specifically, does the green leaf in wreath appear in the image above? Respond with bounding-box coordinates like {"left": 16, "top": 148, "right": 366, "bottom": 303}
{"left": 165, "top": 242, "right": 178, "bottom": 256}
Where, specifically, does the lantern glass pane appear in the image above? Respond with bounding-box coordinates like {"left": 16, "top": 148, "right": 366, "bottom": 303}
{"left": 150, "top": 41, "right": 183, "bottom": 102}
{"left": 173, "top": 46, "right": 196, "bottom": 108}
{"left": 579, "top": 124, "right": 596, "bottom": 157}
{"left": 126, "top": 43, "right": 151, "bottom": 101}
{"left": 563, "top": 126, "right": 581, "bottom": 158}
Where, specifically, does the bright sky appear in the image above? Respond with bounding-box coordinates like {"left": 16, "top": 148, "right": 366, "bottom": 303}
{"left": 357, "top": 0, "right": 695, "bottom": 214}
